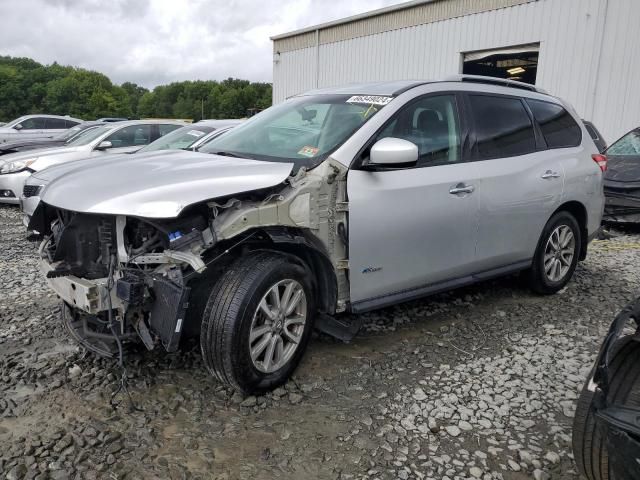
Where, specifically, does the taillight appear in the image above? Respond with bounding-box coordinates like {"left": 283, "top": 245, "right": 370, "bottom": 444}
{"left": 592, "top": 154, "right": 607, "bottom": 172}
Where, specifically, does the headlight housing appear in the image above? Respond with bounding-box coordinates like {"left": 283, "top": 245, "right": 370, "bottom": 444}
{"left": 0, "top": 159, "right": 36, "bottom": 174}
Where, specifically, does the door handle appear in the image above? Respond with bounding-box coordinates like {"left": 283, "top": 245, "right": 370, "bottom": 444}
{"left": 449, "top": 183, "right": 475, "bottom": 195}
{"left": 541, "top": 170, "right": 561, "bottom": 179}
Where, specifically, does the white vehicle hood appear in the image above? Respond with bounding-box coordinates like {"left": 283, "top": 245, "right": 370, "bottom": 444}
{"left": 39, "top": 150, "right": 294, "bottom": 218}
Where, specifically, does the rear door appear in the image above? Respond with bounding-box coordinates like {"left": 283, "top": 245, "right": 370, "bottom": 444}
{"left": 467, "top": 93, "right": 564, "bottom": 270}
{"left": 44, "top": 117, "right": 69, "bottom": 137}
{"left": 348, "top": 93, "right": 480, "bottom": 308}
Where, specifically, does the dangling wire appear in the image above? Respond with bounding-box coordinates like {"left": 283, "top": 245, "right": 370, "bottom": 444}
{"left": 105, "top": 254, "right": 142, "bottom": 412}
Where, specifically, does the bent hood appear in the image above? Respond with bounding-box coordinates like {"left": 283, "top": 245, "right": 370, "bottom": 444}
{"left": 40, "top": 150, "right": 294, "bottom": 218}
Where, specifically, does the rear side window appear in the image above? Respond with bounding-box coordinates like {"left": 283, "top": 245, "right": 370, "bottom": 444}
{"left": 468, "top": 95, "right": 536, "bottom": 159}
{"left": 585, "top": 123, "right": 599, "bottom": 141}
{"left": 527, "top": 99, "right": 581, "bottom": 148}
{"left": 45, "top": 118, "right": 68, "bottom": 129}
{"left": 65, "top": 119, "right": 80, "bottom": 128}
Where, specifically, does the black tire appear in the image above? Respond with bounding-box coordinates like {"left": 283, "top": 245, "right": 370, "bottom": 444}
{"left": 528, "top": 211, "right": 581, "bottom": 294}
{"left": 572, "top": 337, "right": 640, "bottom": 480}
{"left": 200, "top": 251, "right": 315, "bottom": 394}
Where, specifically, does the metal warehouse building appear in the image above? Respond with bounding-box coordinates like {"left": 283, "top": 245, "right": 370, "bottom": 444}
{"left": 271, "top": 0, "right": 640, "bottom": 143}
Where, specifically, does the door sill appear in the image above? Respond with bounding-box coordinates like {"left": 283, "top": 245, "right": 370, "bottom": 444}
{"left": 350, "top": 259, "right": 531, "bottom": 313}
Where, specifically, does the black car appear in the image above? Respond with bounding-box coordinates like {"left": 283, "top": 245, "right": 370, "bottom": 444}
{"left": 0, "top": 121, "right": 104, "bottom": 156}
{"left": 602, "top": 127, "right": 640, "bottom": 223}
{"left": 572, "top": 297, "right": 640, "bottom": 480}
{"left": 583, "top": 120, "right": 607, "bottom": 153}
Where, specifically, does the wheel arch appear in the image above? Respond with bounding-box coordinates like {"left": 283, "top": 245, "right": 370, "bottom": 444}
{"left": 553, "top": 200, "right": 589, "bottom": 260}
{"left": 254, "top": 227, "right": 339, "bottom": 316}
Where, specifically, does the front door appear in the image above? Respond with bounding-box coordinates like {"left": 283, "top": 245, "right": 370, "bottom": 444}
{"left": 347, "top": 93, "right": 479, "bottom": 309}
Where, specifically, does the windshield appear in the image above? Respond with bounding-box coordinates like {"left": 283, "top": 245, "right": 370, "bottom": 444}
{"left": 199, "top": 94, "right": 389, "bottom": 169}
{"left": 607, "top": 129, "right": 640, "bottom": 156}
{"left": 67, "top": 125, "right": 113, "bottom": 146}
{"left": 138, "top": 125, "right": 215, "bottom": 152}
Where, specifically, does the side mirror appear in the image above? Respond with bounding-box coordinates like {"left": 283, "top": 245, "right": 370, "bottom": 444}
{"left": 96, "top": 140, "right": 113, "bottom": 150}
{"left": 14, "top": 123, "right": 23, "bottom": 131}
{"left": 369, "top": 137, "right": 418, "bottom": 165}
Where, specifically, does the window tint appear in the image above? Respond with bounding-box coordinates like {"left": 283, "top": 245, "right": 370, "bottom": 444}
{"left": 19, "top": 117, "right": 47, "bottom": 129}
{"left": 585, "top": 123, "right": 599, "bottom": 141}
{"left": 45, "top": 118, "right": 68, "bottom": 129}
{"left": 527, "top": 99, "right": 581, "bottom": 148}
{"left": 158, "top": 124, "right": 182, "bottom": 137}
{"left": 469, "top": 95, "right": 536, "bottom": 159}
{"left": 106, "top": 125, "right": 152, "bottom": 148}
{"left": 65, "top": 119, "right": 80, "bottom": 128}
{"left": 373, "top": 94, "right": 461, "bottom": 167}
{"left": 606, "top": 130, "right": 640, "bottom": 156}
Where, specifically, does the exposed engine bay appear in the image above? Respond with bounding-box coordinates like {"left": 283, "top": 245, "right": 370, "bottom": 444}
{"left": 33, "top": 159, "right": 350, "bottom": 357}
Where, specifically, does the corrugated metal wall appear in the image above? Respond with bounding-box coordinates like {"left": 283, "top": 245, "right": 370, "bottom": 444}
{"left": 272, "top": 0, "right": 640, "bottom": 143}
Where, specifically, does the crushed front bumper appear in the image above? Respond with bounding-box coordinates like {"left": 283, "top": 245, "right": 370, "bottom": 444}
{"left": 39, "top": 259, "right": 123, "bottom": 314}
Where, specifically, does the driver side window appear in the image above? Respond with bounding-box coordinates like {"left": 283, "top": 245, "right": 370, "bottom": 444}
{"left": 374, "top": 95, "right": 462, "bottom": 167}
{"left": 106, "top": 125, "right": 151, "bottom": 148}
{"left": 19, "top": 117, "right": 47, "bottom": 130}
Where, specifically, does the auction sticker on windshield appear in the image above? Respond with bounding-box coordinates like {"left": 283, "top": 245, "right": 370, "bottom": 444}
{"left": 187, "top": 130, "right": 205, "bottom": 137}
{"left": 298, "top": 146, "right": 320, "bottom": 157}
{"left": 346, "top": 95, "right": 393, "bottom": 106}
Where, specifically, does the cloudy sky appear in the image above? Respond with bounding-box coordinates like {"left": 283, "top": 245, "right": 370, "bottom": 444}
{"left": 0, "top": 0, "right": 402, "bottom": 88}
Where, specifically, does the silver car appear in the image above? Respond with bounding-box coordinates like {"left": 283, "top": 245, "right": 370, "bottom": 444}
{"left": 0, "top": 119, "right": 185, "bottom": 204}
{"left": 33, "top": 76, "right": 605, "bottom": 394}
{"left": 0, "top": 114, "right": 84, "bottom": 143}
{"left": 20, "top": 120, "right": 241, "bottom": 222}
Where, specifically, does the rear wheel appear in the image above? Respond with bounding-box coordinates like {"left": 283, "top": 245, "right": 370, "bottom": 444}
{"left": 572, "top": 337, "right": 640, "bottom": 480}
{"left": 200, "top": 251, "right": 315, "bottom": 394}
{"left": 528, "top": 211, "right": 581, "bottom": 294}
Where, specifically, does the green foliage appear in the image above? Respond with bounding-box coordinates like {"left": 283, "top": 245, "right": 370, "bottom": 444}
{"left": 0, "top": 56, "right": 272, "bottom": 122}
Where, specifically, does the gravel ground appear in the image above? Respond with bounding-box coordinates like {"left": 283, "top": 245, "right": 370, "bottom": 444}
{"left": 1, "top": 203, "right": 639, "bottom": 480}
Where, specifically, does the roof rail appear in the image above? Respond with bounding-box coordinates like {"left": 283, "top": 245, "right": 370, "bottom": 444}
{"left": 444, "top": 74, "right": 548, "bottom": 94}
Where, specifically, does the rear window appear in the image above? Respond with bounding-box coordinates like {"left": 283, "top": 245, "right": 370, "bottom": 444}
{"left": 468, "top": 95, "right": 536, "bottom": 159}
{"left": 526, "top": 99, "right": 581, "bottom": 148}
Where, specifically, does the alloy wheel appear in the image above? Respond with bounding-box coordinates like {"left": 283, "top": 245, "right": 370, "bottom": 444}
{"left": 249, "top": 279, "right": 307, "bottom": 373}
{"left": 543, "top": 225, "right": 575, "bottom": 282}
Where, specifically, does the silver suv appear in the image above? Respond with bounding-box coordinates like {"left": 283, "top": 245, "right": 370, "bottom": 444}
{"left": 33, "top": 76, "right": 605, "bottom": 394}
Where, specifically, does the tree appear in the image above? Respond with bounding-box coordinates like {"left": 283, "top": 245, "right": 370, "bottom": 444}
{"left": 0, "top": 55, "right": 272, "bottom": 122}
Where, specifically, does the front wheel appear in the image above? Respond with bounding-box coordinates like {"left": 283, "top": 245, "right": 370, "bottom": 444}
{"left": 200, "top": 251, "right": 315, "bottom": 394}
{"left": 528, "top": 211, "right": 581, "bottom": 294}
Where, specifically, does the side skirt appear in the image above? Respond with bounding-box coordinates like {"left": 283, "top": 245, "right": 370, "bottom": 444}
{"left": 350, "top": 260, "right": 532, "bottom": 314}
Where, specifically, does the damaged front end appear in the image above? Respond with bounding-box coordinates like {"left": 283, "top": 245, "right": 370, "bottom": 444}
{"left": 33, "top": 156, "right": 351, "bottom": 358}
{"left": 35, "top": 206, "right": 216, "bottom": 357}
